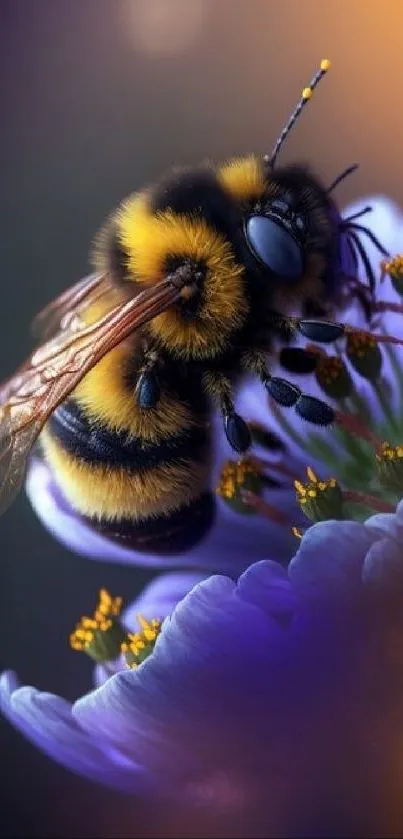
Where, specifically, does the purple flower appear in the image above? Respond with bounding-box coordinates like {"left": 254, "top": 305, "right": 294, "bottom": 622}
{"left": 24, "top": 196, "right": 403, "bottom": 576}
{"left": 3, "top": 505, "right": 403, "bottom": 834}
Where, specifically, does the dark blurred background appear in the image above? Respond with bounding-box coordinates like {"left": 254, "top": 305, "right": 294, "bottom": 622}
{"left": 1, "top": 1, "right": 403, "bottom": 836}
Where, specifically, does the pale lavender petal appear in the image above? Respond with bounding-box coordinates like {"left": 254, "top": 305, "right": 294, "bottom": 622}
{"left": 342, "top": 196, "right": 403, "bottom": 267}
{"left": 94, "top": 572, "right": 208, "bottom": 688}
{"left": 394, "top": 498, "right": 403, "bottom": 528}
{"left": 235, "top": 559, "right": 299, "bottom": 621}
{"left": 93, "top": 658, "right": 125, "bottom": 689}
{"left": 288, "top": 520, "right": 377, "bottom": 593}
{"left": 74, "top": 562, "right": 384, "bottom": 814}
{"left": 122, "top": 571, "right": 208, "bottom": 631}
{"left": 362, "top": 537, "right": 403, "bottom": 590}
{"left": 0, "top": 671, "right": 144, "bottom": 793}
{"left": 74, "top": 575, "right": 278, "bottom": 768}
{"left": 365, "top": 512, "right": 403, "bottom": 545}
{"left": 26, "top": 458, "right": 295, "bottom": 572}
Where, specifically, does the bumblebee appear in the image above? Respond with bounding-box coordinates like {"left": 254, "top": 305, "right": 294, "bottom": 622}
{"left": 0, "top": 59, "right": 396, "bottom": 555}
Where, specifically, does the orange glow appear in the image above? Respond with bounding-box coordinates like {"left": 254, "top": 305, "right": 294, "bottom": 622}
{"left": 124, "top": 0, "right": 205, "bottom": 55}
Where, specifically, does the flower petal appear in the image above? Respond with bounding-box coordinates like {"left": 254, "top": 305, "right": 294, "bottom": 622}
{"left": 365, "top": 512, "right": 403, "bottom": 545}
{"left": 74, "top": 560, "right": 385, "bottom": 814}
{"left": 94, "top": 572, "right": 208, "bottom": 688}
{"left": 362, "top": 536, "right": 403, "bottom": 591}
{"left": 288, "top": 519, "right": 377, "bottom": 593}
{"left": 235, "top": 559, "right": 299, "bottom": 622}
{"left": 26, "top": 458, "right": 295, "bottom": 572}
{"left": 74, "top": 575, "right": 277, "bottom": 774}
{"left": 0, "top": 671, "right": 144, "bottom": 793}
{"left": 342, "top": 196, "right": 403, "bottom": 265}
{"left": 122, "top": 571, "right": 208, "bottom": 631}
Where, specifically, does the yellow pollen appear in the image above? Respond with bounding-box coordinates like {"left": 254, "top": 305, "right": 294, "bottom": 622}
{"left": 70, "top": 589, "right": 123, "bottom": 652}
{"left": 216, "top": 457, "right": 260, "bottom": 500}
{"left": 81, "top": 618, "right": 97, "bottom": 629}
{"left": 377, "top": 441, "right": 403, "bottom": 463}
{"left": 295, "top": 469, "right": 339, "bottom": 508}
{"left": 302, "top": 87, "right": 312, "bottom": 99}
{"left": 382, "top": 254, "right": 403, "bottom": 278}
{"left": 122, "top": 615, "right": 163, "bottom": 669}
{"left": 321, "top": 58, "right": 331, "bottom": 71}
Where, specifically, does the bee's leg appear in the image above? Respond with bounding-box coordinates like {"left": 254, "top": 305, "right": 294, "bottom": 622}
{"left": 257, "top": 312, "right": 403, "bottom": 425}
{"left": 264, "top": 375, "right": 335, "bottom": 425}
{"left": 266, "top": 312, "right": 403, "bottom": 349}
{"left": 241, "top": 346, "right": 335, "bottom": 427}
{"left": 202, "top": 371, "right": 251, "bottom": 453}
{"left": 135, "top": 347, "right": 162, "bottom": 409}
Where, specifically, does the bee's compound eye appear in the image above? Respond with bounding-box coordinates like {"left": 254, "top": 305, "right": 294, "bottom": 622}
{"left": 245, "top": 215, "right": 303, "bottom": 279}
{"left": 270, "top": 198, "right": 290, "bottom": 213}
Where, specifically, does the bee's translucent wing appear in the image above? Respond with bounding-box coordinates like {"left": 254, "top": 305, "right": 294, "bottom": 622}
{"left": 0, "top": 410, "right": 42, "bottom": 515}
{"left": 31, "top": 273, "right": 110, "bottom": 341}
{"left": 0, "top": 276, "right": 185, "bottom": 515}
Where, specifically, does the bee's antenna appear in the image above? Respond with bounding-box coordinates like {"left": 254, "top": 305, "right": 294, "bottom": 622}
{"left": 265, "top": 59, "right": 331, "bottom": 170}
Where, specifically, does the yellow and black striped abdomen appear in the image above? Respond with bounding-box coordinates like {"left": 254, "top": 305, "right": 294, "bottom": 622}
{"left": 40, "top": 294, "right": 214, "bottom": 555}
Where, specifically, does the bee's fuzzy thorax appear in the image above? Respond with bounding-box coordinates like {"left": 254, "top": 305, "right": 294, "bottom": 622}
{"left": 217, "top": 155, "right": 267, "bottom": 203}
{"left": 116, "top": 193, "right": 248, "bottom": 360}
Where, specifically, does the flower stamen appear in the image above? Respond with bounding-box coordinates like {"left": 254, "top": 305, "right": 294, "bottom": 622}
{"left": 346, "top": 331, "right": 382, "bottom": 380}
{"left": 216, "top": 457, "right": 265, "bottom": 514}
{"left": 315, "top": 353, "right": 352, "bottom": 399}
{"left": 70, "top": 589, "right": 126, "bottom": 663}
{"left": 121, "top": 615, "right": 162, "bottom": 669}
{"left": 381, "top": 254, "right": 403, "bottom": 297}
{"left": 294, "top": 467, "right": 343, "bottom": 522}
{"left": 376, "top": 441, "right": 403, "bottom": 493}
{"left": 295, "top": 467, "right": 396, "bottom": 522}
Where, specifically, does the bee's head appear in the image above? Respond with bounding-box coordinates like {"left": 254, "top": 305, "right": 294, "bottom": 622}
{"left": 241, "top": 59, "right": 333, "bottom": 292}
{"left": 241, "top": 162, "right": 339, "bottom": 316}
{"left": 244, "top": 190, "right": 307, "bottom": 280}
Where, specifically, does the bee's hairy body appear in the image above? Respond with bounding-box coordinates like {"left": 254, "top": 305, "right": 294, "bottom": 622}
{"left": 41, "top": 155, "right": 345, "bottom": 554}
{"left": 41, "top": 293, "right": 213, "bottom": 554}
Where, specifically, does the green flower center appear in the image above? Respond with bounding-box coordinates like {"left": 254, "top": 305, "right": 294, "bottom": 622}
{"left": 70, "top": 589, "right": 126, "bottom": 663}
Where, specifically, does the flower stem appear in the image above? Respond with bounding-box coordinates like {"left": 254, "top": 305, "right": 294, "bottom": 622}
{"left": 335, "top": 410, "right": 383, "bottom": 451}
{"left": 250, "top": 455, "right": 298, "bottom": 481}
{"left": 342, "top": 490, "right": 395, "bottom": 514}
{"left": 338, "top": 397, "right": 372, "bottom": 461}
{"left": 373, "top": 301, "right": 403, "bottom": 314}
{"left": 372, "top": 379, "right": 399, "bottom": 433}
{"left": 240, "top": 490, "right": 289, "bottom": 525}
{"left": 268, "top": 398, "right": 307, "bottom": 452}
